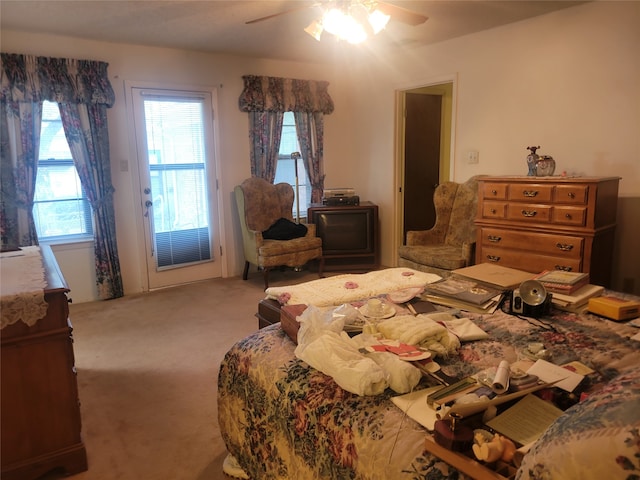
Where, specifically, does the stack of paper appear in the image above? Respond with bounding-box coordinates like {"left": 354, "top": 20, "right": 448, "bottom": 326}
{"left": 422, "top": 276, "right": 504, "bottom": 314}
{"left": 422, "top": 264, "right": 535, "bottom": 313}
{"left": 534, "top": 270, "right": 590, "bottom": 295}
{"left": 452, "top": 264, "right": 535, "bottom": 290}
{"left": 551, "top": 284, "right": 604, "bottom": 313}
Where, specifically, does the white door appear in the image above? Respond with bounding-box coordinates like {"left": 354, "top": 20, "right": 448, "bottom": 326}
{"left": 130, "top": 87, "right": 222, "bottom": 289}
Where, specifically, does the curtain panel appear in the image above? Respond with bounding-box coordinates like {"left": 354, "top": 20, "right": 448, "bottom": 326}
{"left": 239, "top": 75, "right": 332, "bottom": 196}
{"left": 0, "top": 53, "right": 123, "bottom": 299}
{"left": 0, "top": 53, "right": 115, "bottom": 105}
{"left": 239, "top": 75, "right": 334, "bottom": 114}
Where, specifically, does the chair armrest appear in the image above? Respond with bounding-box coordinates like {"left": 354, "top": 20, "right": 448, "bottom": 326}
{"left": 305, "top": 223, "right": 317, "bottom": 237}
{"left": 246, "top": 229, "right": 264, "bottom": 248}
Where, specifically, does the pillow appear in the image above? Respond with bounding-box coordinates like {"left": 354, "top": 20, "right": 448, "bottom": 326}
{"left": 515, "top": 367, "right": 640, "bottom": 480}
{"left": 262, "top": 218, "right": 308, "bottom": 240}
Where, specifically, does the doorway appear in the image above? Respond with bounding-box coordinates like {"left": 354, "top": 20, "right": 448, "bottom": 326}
{"left": 395, "top": 81, "right": 454, "bottom": 256}
{"left": 129, "top": 85, "right": 223, "bottom": 290}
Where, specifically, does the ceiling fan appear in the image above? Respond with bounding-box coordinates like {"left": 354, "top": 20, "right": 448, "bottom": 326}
{"left": 246, "top": 1, "right": 428, "bottom": 44}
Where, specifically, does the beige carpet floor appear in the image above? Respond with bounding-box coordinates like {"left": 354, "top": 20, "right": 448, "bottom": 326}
{"left": 58, "top": 267, "right": 321, "bottom": 480}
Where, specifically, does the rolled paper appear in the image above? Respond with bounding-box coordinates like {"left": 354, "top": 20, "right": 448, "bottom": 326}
{"left": 492, "top": 360, "right": 510, "bottom": 394}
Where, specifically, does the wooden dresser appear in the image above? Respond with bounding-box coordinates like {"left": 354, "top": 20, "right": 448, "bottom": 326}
{"left": 475, "top": 176, "right": 619, "bottom": 287}
{"left": 1, "top": 246, "right": 87, "bottom": 479}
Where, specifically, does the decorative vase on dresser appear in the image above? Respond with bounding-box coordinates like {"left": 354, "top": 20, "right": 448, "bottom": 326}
{"left": 475, "top": 176, "right": 620, "bottom": 287}
{"left": 1, "top": 245, "right": 87, "bottom": 480}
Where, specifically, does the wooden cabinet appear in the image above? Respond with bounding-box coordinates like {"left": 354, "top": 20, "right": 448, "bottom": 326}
{"left": 475, "top": 176, "right": 619, "bottom": 287}
{"left": 307, "top": 202, "right": 379, "bottom": 271}
{"left": 1, "top": 246, "right": 87, "bottom": 480}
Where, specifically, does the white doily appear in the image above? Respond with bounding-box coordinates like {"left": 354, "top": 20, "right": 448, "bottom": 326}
{"left": 1, "top": 246, "right": 49, "bottom": 329}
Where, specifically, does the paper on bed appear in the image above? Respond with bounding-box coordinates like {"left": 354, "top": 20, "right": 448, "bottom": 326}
{"left": 391, "top": 386, "right": 442, "bottom": 431}
{"left": 265, "top": 267, "right": 441, "bottom": 307}
{"left": 526, "top": 359, "right": 584, "bottom": 392}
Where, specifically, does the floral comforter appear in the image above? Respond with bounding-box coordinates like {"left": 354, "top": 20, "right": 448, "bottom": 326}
{"left": 218, "top": 299, "right": 640, "bottom": 480}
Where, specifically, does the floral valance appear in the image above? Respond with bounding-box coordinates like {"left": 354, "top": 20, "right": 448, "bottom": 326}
{"left": 239, "top": 75, "right": 334, "bottom": 114}
{"left": 0, "top": 52, "right": 115, "bottom": 106}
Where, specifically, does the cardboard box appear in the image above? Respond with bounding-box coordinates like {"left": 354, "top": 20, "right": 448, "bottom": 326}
{"left": 587, "top": 296, "right": 640, "bottom": 321}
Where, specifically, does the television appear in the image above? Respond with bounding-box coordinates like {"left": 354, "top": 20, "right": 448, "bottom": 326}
{"left": 308, "top": 203, "right": 378, "bottom": 270}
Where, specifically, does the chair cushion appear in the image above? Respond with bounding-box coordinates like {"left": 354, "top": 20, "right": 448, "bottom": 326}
{"left": 398, "top": 245, "right": 468, "bottom": 271}
{"left": 259, "top": 236, "right": 322, "bottom": 257}
{"left": 262, "top": 218, "right": 308, "bottom": 240}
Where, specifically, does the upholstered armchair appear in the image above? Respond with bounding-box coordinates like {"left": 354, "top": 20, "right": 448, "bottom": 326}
{"left": 398, "top": 176, "right": 479, "bottom": 277}
{"left": 234, "top": 177, "right": 323, "bottom": 289}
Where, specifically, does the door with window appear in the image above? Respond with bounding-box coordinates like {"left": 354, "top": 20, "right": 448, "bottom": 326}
{"left": 130, "top": 87, "right": 221, "bottom": 289}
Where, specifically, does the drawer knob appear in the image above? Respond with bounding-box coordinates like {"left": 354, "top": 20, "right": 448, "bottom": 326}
{"left": 568, "top": 192, "right": 575, "bottom": 199}
{"left": 491, "top": 189, "right": 497, "bottom": 195}
{"left": 488, "top": 235, "right": 501, "bottom": 242}
{"left": 490, "top": 208, "right": 497, "bottom": 214}
{"left": 523, "top": 190, "right": 538, "bottom": 197}
{"left": 521, "top": 209, "right": 537, "bottom": 218}
{"left": 487, "top": 255, "right": 500, "bottom": 262}
{"left": 565, "top": 213, "right": 572, "bottom": 219}
{"left": 556, "top": 243, "right": 574, "bottom": 252}
{"left": 555, "top": 265, "right": 573, "bottom": 272}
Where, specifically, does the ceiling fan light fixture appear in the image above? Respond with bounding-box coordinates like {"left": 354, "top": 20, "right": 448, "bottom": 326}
{"left": 321, "top": 6, "right": 368, "bottom": 44}
{"left": 368, "top": 9, "right": 390, "bottom": 34}
{"left": 304, "top": 20, "right": 324, "bottom": 41}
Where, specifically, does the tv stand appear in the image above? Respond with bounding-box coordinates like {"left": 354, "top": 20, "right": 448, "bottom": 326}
{"left": 308, "top": 202, "right": 379, "bottom": 272}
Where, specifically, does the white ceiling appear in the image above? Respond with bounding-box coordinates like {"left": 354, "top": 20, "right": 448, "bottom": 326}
{"left": 1, "top": 1, "right": 584, "bottom": 63}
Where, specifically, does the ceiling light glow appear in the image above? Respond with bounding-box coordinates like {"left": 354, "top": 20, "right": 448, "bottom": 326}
{"left": 304, "top": 1, "right": 389, "bottom": 45}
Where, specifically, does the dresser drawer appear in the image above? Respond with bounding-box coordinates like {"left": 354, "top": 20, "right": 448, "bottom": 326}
{"left": 476, "top": 176, "right": 619, "bottom": 287}
{"left": 482, "top": 183, "right": 508, "bottom": 200}
{"left": 554, "top": 184, "right": 588, "bottom": 205}
{"left": 552, "top": 206, "right": 587, "bottom": 226}
{"left": 508, "top": 184, "right": 554, "bottom": 203}
{"left": 479, "top": 246, "right": 583, "bottom": 274}
{"left": 479, "top": 228, "right": 583, "bottom": 259}
{"left": 482, "top": 201, "right": 508, "bottom": 219}
{"left": 506, "top": 204, "right": 552, "bottom": 223}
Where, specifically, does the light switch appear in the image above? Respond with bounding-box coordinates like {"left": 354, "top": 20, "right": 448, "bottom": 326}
{"left": 467, "top": 151, "right": 479, "bottom": 164}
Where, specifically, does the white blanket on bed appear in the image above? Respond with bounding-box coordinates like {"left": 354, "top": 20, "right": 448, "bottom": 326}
{"left": 376, "top": 314, "right": 461, "bottom": 357}
{"left": 294, "top": 305, "right": 422, "bottom": 396}
{"left": 265, "top": 267, "right": 441, "bottom": 306}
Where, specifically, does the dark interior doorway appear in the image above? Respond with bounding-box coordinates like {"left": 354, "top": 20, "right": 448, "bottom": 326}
{"left": 401, "top": 83, "right": 453, "bottom": 243}
{"left": 403, "top": 93, "right": 442, "bottom": 241}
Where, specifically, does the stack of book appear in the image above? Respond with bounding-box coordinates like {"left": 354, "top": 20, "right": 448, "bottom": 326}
{"left": 422, "top": 275, "right": 505, "bottom": 314}
{"left": 550, "top": 284, "right": 605, "bottom": 313}
{"left": 531, "top": 270, "right": 603, "bottom": 313}
{"left": 420, "top": 264, "right": 536, "bottom": 314}
{"left": 533, "top": 270, "right": 590, "bottom": 295}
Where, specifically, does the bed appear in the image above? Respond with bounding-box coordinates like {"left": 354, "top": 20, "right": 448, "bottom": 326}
{"left": 217, "top": 271, "right": 640, "bottom": 480}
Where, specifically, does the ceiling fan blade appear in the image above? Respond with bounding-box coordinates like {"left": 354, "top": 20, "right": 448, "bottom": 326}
{"left": 376, "top": 2, "right": 428, "bottom": 26}
{"left": 245, "top": 4, "right": 313, "bottom": 25}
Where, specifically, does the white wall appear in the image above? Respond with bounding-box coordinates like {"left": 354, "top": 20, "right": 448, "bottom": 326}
{"left": 346, "top": 1, "right": 640, "bottom": 293}
{"left": 3, "top": 0, "right": 639, "bottom": 299}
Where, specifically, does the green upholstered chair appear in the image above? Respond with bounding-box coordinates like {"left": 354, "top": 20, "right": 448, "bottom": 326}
{"left": 234, "top": 177, "right": 323, "bottom": 289}
{"left": 398, "top": 176, "right": 480, "bottom": 278}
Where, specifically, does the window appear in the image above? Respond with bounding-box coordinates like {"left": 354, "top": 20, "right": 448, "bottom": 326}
{"left": 33, "top": 101, "right": 93, "bottom": 240}
{"left": 274, "top": 112, "right": 310, "bottom": 216}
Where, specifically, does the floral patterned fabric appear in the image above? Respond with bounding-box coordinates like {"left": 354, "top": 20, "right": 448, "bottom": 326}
{"left": 218, "top": 297, "right": 640, "bottom": 480}
{"left": 238, "top": 75, "right": 334, "bottom": 114}
{"left": 0, "top": 53, "right": 122, "bottom": 299}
